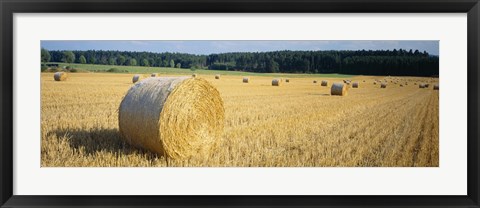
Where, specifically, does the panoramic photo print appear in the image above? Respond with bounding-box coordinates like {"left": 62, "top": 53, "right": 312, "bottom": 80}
{"left": 40, "top": 40, "right": 439, "bottom": 167}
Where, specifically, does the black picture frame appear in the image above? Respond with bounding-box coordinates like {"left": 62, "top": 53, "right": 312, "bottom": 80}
{"left": 1, "top": 0, "right": 479, "bottom": 207}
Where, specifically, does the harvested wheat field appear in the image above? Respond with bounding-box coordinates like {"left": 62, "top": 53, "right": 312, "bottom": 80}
{"left": 41, "top": 73, "right": 439, "bottom": 167}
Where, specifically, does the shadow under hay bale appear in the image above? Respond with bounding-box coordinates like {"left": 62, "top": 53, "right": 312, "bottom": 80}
{"left": 331, "top": 83, "right": 348, "bottom": 96}
{"left": 54, "top": 72, "right": 67, "bottom": 81}
{"left": 118, "top": 77, "right": 225, "bottom": 160}
{"left": 52, "top": 128, "right": 151, "bottom": 157}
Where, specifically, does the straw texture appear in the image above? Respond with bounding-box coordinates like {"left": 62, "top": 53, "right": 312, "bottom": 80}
{"left": 132, "top": 74, "right": 140, "bottom": 83}
{"left": 118, "top": 77, "right": 225, "bottom": 160}
{"left": 331, "top": 83, "right": 348, "bottom": 96}
{"left": 54, "top": 72, "right": 67, "bottom": 81}
{"left": 272, "top": 78, "right": 282, "bottom": 86}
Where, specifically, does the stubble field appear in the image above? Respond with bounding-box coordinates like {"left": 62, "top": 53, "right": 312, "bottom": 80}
{"left": 41, "top": 72, "right": 439, "bottom": 167}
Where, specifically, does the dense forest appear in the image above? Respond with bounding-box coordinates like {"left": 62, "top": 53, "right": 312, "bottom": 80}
{"left": 42, "top": 48, "right": 439, "bottom": 76}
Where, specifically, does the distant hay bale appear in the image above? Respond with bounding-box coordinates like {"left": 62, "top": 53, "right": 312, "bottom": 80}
{"left": 118, "top": 77, "right": 224, "bottom": 160}
{"left": 433, "top": 84, "right": 439, "bottom": 90}
{"left": 285, "top": 79, "right": 290, "bottom": 83}
{"left": 373, "top": 81, "right": 377, "bottom": 85}
{"left": 400, "top": 84, "right": 404, "bottom": 87}
{"left": 243, "top": 77, "right": 249, "bottom": 83}
{"left": 192, "top": 73, "right": 197, "bottom": 78}
{"left": 352, "top": 82, "right": 359, "bottom": 88}
{"left": 215, "top": 74, "right": 220, "bottom": 79}
{"left": 132, "top": 74, "right": 141, "bottom": 83}
{"left": 272, "top": 78, "right": 282, "bottom": 86}
{"left": 381, "top": 83, "right": 387, "bottom": 88}
{"left": 151, "top": 73, "right": 158, "bottom": 77}
{"left": 331, "top": 83, "right": 348, "bottom": 96}
{"left": 425, "top": 83, "right": 430, "bottom": 88}
{"left": 53, "top": 72, "right": 67, "bottom": 81}
{"left": 313, "top": 80, "right": 317, "bottom": 84}
{"left": 363, "top": 80, "right": 365, "bottom": 82}
{"left": 419, "top": 84, "right": 426, "bottom": 88}
{"left": 321, "top": 80, "right": 328, "bottom": 86}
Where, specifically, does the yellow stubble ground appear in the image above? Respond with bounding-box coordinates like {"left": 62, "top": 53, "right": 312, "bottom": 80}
{"left": 41, "top": 73, "right": 439, "bottom": 167}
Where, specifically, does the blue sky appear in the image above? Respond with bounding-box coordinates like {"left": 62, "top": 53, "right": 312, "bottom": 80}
{"left": 41, "top": 40, "right": 439, "bottom": 55}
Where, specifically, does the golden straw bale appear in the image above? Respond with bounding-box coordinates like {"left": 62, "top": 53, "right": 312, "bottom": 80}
{"left": 285, "top": 79, "right": 290, "bottom": 83}
{"left": 132, "top": 74, "right": 141, "bottom": 83}
{"left": 313, "top": 80, "right": 317, "bottom": 84}
{"left": 331, "top": 83, "right": 348, "bottom": 96}
{"left": 381, "top": 83, "right": 387, "bottom": 88}
{"left": 352, "top": 82, "right": 359, "bottom": 88}
{"left": 321, "top": 80, "right": 328, "bottom": 86}
{"left": 118, "top": 77, "right": 224, "bottom": 160}
{"left": 215, "top": 74, "right": 220, "bottom": 79}
{"left": 53, "top": 72, "right": 67, "bottom": 81}
{"left": 272, "top": 78, "right": 282, "bottom": 86}
{"left": 373, "top": 81, "right": 377, "bottom": 85}
{"left": 243, "top": 77, "right": 249, "bottom": 83}
{"left": 419, "top": 84, "right": 426, "bottom": 88}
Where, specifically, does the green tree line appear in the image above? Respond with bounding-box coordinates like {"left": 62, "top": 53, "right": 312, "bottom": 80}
{"left": 42, "top": 48, "right": 439, "bottom": 76}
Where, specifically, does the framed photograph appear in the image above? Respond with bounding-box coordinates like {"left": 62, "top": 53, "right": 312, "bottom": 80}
{"left": 1, "top": 0, "right": 479, "bottom": 207}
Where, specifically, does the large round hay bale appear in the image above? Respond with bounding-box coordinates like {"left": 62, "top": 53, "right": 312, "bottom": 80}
{"left": 132, "top": 74, "right": 141, "bottom": 83}
{"left": 433, "top": 84, "right": 439, "bottom": 90}
{"left": 243, "top": 77, "right": 249, "bottom": 83}
{"left": 352, "top": 82, "right": 359, "bottom": 88}
{"left": 313, "top": 80, "right": 317, "bottom": 84}
{"left": 53, "top": 72, "right": 67, "bottom": 81}
{"left": 331, "top": 83, "right": 348, "bottom": 96}
{"left": 381, "top": 83, "right": 387, "bottom": 88}
{"left": 215, "top": 74, "right": 220, "bottom": 79}
{"left": 151, "top": 73, "right": 158, "bottom": 77}
{"left": 321, "top": 80, "right": 328, "bottom": 86}
{"left": 118, "top": 77, "right": 224, "bottom": 160}
{"left": 272, "top": 78, "right": 282, "bottom": 86}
